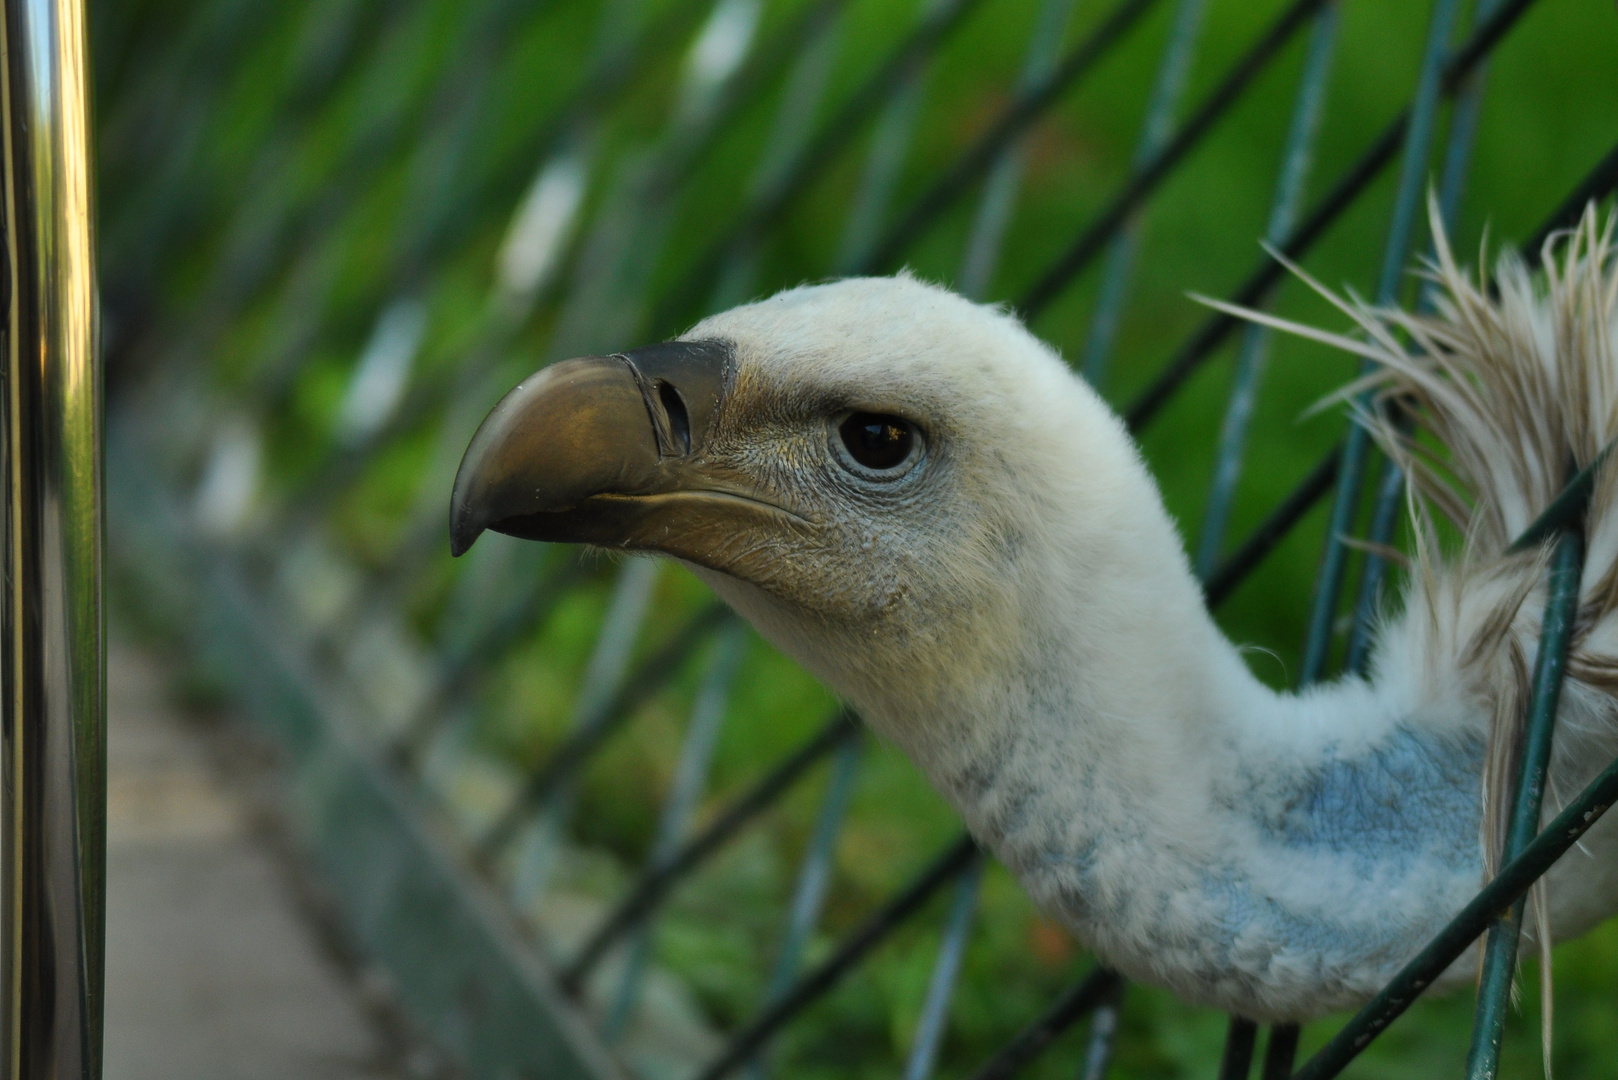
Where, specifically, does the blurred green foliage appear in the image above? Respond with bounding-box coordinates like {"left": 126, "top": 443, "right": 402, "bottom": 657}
{"left": 95, "top": 0, "right": 1618, "bottom": 1076}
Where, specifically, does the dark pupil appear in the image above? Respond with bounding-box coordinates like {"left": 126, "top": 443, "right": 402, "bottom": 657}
{"left": 840, "top": 412, "right": 914, "bottom": 470}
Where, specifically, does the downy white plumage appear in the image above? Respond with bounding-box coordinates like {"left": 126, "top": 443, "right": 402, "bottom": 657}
{"left": 449, "top": 202, "right": 1618, "bottom": 1023}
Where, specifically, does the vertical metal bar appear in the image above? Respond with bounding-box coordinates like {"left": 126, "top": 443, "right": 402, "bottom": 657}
{"left": 1001, "top": 5, "right": 1328, "bottom": 320}
{"left": 1217, "top": 1018, "right": 1257, "bottom": 1080}
{"left": 506, "top": 559, "right": 661, "bottom": 902}
{"left": 1076, "top": 985, "right": 1124, "bottom": 1080}
{"left": 1341, "top": 0, "right": 1503, "bottom": 675}
{"left": 900, "top": 853, "right": 984, "bottom": 1080}
{"left": 559, "top": 712, "right": 859, "bottom": 992}
{"left": 1292, "top": 457, "right": 1611, "bottom": 1079}
{"left": 0, "top": 0, "right": 103, "bottom": 1075}
{"left": 833, "top": 0, "right": 949, "bottom": 274}
{"left": 478, "top": 601, "right": 731, "bottom": 860}
{"left": 396, "top": 553, "right": 583, "bottom": 768}
{"left": 710, "top": 0, "right": 845, "bottom": 310}
{"left": 1464, "top": 528, "right": 1583, "bottom": 1080}
{"left": 1297, "top": 0, "right": 1464, "bottom": 685}
{"left": 657, "top": 0, "right": 985, "bottom": 325}
{"left": 1195, "top": 20, "right": 1344, "bottom": 1074}
{"left": 745, "top": 733, "right": 862, "bottom": 1079}
{"left": 888, "top": 1, "right": 1093, "bottom": 1048}
{"left": 860, "top": 0, "right": 1165, "bottom": 280}
{"left": 1259, "top": 1023, "right": 1298, "bottom": 1080}
{"left": 1293, "top": 751, "right": 1618, "bottom": 1080}
{"left": 695, "top": 836, "right": 980, "bottom": 1080}
{"left": 765, "top": 736, "right": 863, "bottom": 995}
{"left": 1078, "top": 0, "right": 1208, "bottom": 388}
{"left": 961, "top": 966, "right": 1122, "bottom": 1080}
{"left": 603, "top": 620, "right": 746, "bottom": 1038}
{"left": 550, "top": 0, "right": 762, "bottom": 359}
{"left": 1122, "top": 0, "right": 1546, "bottom": 437}
{"left": 956, "top": 0, "right": 1081, "bottom": 301}
{"left": 1340, "top": 459, "right": 1408, "bottom": 674}
{"left": 1370, "top": 0, "right": 1467, "bottom": 309}
{"left": 1193, "top": 1, "right": 1339, "bottom": 578}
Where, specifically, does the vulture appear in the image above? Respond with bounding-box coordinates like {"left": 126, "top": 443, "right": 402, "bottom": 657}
{"left": 449, "top": 205, "right": 1618, "bottom": 1023}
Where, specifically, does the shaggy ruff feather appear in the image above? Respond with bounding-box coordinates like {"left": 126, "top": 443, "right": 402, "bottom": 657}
{"left": 1215, "top": 199, "right": 1618, "bottom": 1058}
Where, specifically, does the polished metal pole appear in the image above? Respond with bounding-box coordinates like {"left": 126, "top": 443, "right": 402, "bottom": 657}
{"left": 0, "top": 0, "right": 103, "bottom": 1076}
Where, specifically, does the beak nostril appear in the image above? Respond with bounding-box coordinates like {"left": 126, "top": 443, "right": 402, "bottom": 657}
{"left": 658, "top": 380, "right": 692, "bottom": 455}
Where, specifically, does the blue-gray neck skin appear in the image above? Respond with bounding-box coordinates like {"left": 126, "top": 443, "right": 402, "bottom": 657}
{"left": 915, "top": 560, "right": 1487, "bottom": 1023}
{"left": 944, "top": 645, "right": 1486, "bottom": 1021}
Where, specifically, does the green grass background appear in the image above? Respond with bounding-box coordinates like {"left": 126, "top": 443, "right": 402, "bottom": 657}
{"left": 95, "top": 0, "right": 1618, "bottom": 1076}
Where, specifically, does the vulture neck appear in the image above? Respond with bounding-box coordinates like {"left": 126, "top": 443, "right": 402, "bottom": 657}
{"left": 909, "top": 475, "right": 1289, "bottom": 858}
{"left": 856, "top": 444, "right": 1485, "bottom": 1019}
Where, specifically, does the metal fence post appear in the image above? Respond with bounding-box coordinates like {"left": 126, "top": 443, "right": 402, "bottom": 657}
{"left": 0, "top": 0, "right": 103, "bottom": 1076}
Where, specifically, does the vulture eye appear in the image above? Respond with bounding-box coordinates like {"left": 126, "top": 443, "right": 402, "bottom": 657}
{"left": 837, "top": 412, "right": 920, "bottom": 475}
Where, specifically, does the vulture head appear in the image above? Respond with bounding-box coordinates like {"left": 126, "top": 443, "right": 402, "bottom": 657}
{"left": 450, "top": 221, "right": 1618, "bottom": 1022}
{"left": 452, "top": 276, "right": 1205, "bottom": 772}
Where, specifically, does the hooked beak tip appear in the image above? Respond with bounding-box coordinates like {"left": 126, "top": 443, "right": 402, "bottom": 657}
{"left": 449, "top": 525, "right": 478, "bottom": 558}
{"left": 449, "top": 472, "right": 486, "bottom": 556}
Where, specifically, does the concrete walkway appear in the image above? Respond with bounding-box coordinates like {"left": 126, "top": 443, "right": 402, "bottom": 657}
{"left": 103, "top": 641, "right": 443, "bottom": 1080}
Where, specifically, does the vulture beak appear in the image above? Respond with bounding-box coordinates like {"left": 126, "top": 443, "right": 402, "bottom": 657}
{"left": 449, "top": 340, "right": 805, "bottom": 568}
